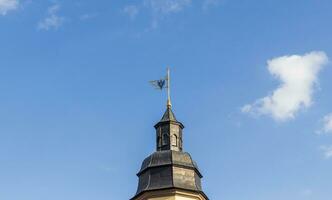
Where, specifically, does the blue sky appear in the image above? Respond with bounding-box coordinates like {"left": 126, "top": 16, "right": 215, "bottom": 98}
{"left": 1, "top": 0, "right": 332, "bottom": 199}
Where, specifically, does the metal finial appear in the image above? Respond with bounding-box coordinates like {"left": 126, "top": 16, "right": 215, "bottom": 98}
{"left": 166, "top": 67, "right": 172, "bottom": 108}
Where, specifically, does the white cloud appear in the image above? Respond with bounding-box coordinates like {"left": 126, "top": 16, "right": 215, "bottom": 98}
{"left": 320, "top": 145, "right": 332, "bottom": 159}
{"left": 242, "top": 51, "right": 328, "bottom": 121}
{"left": 122, "top": 0, "right": 192, "bottom": 29}
{"left": 0, "top": 0, "right": 18, "bottom": 15}
{"left": 322, "top": 114, "right": 332, "bottom": 133}
{"left": 38, "top": 4, "right": 64, "bottom": 31}
{"left": 123, "top": 5, "right": 139, "bottom": 19}
{"left": 144, "top": 0, "right": 191, "bottom": 14}
{"left": 317, "top": 113, "right": 332, "bottom": 134}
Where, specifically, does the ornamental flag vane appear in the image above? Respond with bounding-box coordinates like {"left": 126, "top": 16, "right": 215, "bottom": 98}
{"left": 149, "top": 68, "right": 172, "bottom": 108}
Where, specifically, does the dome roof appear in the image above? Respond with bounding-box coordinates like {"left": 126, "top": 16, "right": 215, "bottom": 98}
{"left": 138, "top": 150, "right": 201, "bottom": 176}
{"left": 134, "top": 150, "right": 204, "bottom": 198}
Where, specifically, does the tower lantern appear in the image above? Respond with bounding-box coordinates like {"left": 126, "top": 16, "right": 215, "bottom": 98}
{"left": 154, "top": 105, "right": 184, "bottom": 152}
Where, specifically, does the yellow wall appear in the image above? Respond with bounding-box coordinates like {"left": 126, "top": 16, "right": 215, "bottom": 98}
{"left": 133, "top": 189, "right": 206, "bottom": 200}
{"left": 149, "top": 195, "right": 200, "bottom": 200}
{"left": 149, "top": 197, "right": 175, "bottom": 200}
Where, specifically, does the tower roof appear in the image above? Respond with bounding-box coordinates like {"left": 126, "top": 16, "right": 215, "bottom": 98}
{"left": 155, "top": 106, "right": 184, "bottom": 129}
{"left": 160, "top": 106, "right": 177, "bottom": 122}
{"left": 132, "top": 150, "right": 206, "bottom": 200}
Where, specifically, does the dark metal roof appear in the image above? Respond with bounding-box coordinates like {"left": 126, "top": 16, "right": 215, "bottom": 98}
{"left": 160, "top": 107, "right": 177, "bottom": 122}
{"left": 138, "top": 150, "right": 201, "bottom": 177}
{"left": 154, "top": 107, "right": 184, "bottom": 129}
{"left": 133, "top": 150, "right": 205, "bottom": 198}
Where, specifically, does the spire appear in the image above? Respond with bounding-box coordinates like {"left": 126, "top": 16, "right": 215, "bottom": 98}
{"left": 132, "top": 68, "right": 209, "bottom": 200}
{"left": 132, "top": 101, "right": 209, "bottom": 200}
{"left": 160, "top": 106, "right": 177, "bottom": 122}
{"left": 150, "top": 68, "right": 185, "bottom": 151}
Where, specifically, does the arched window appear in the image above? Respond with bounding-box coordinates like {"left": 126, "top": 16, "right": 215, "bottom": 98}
{"left": 171, "top": 134, "right": 177, "bottom": 147}
{"left": 162, "top": 133, "right": 169, "bottom": 146}
{"left": 157, "top": 136, "right": 161, "bottom": 147}
{"left": 157, "top": 127, "right": 162, "bottom": 147}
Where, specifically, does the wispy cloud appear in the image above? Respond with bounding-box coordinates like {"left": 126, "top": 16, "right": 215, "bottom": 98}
{"left": 242, "top": 51, "right": 328, "bottom": 121}
{"left": 124, "top": 0, "right": 224, "bottom": 28}
{"left": 300, "top": 189, "right": 313, "bottom": 197}
{"left": 317, "top": 113, "right": 332, "bottom": 135}
{"left": 320, "top": 145, "right": 332, "bottom": 159}
{"left": 143, "top": 0, "right": 191, "bottom": 28}
{"left": 144, "top": 0, "right": 191, "bottom": 14}
{"left": 202, "top": 0, "right": 220, "bottom": 10}
{"left": 123, "top": 5, "right": 139, "bottom": 20}
{"left": 322, "top": 114, "right": 332, "bottom": 133}
{"left": 99, "top": 165, "right": 117, "bottom": 173}
{"left": 79, "top": 13, "right": 98, "bottom": 21}
{"left": 0, "top": 0, "right": 19, "bottom": 15}
{"left": 38, "top": 4, "right": 64, "bottom": 31}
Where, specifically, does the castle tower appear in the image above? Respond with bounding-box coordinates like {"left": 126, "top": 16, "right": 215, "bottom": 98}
{"left": 131, "top": 103, "right": 209, "bottom": 200}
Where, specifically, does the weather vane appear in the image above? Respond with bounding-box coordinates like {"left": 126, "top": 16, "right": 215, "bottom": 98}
{"left": 150, "top": 68, "right": 172, "bottom": 108}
